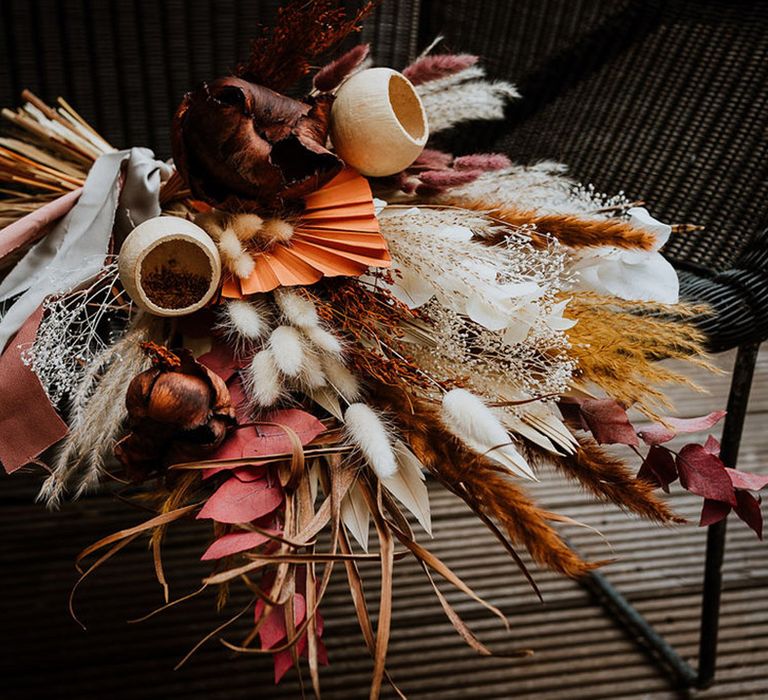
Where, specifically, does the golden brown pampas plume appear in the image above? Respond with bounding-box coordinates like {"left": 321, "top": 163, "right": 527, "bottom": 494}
{"left": 565, "top": 292, "right": 713, "bottom": 416}
{"left": 526, "top": 437, "right": 683, "bottom": 524}
{"left": 369, "top": 381, "right": 594, "bottom": 579}
{"left": 442, "top": 197, "right": 657, "bottom": 250}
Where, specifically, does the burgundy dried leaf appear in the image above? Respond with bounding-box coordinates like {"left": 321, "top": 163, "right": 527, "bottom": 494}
{"left": 313, "top": 43, "right": 370, "bottom": 92}
{"left": 403, "top": 53, "right": 478, "bottom": 86}
{"left": 578, "top": 398, "right": 640, "bottom": 447}
{"left": 638, "top": 411, "right": 726, "bottom": 446}
{"left": 699, "top": 498, "right": 731, "bottom": 527}
{"left": 676, "top": 444, "right": 737, "bottom": 506}
{"left": 734, "top": 490, "right": 763, "bottom": 538}
{"left": 637, "top": 445, "right": 678, "bottom": 492}
{"left": 172, "top": 78, "right": 341, "bottom": 212}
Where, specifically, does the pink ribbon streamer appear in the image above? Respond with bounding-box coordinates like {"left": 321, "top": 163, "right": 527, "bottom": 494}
{"left": 0, "top": 306, "right": 68, "bottom": 473}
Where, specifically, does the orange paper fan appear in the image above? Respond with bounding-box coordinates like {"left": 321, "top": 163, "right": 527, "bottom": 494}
{"left": 222, "top": 169, "right": 390, "bottom": 297}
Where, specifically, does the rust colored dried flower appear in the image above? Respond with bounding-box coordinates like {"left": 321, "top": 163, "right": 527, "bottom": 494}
{"left": 115, "top": 342, "right": 236, "bottom": 478}
{"left": 171, "top": 77, "right": 342, "bottom": 213}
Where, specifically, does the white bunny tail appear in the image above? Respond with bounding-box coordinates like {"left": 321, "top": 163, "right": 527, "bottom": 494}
{"left": 441, "top": 388, "right": 536, "bottom": 480}
{"left": 344, "top": 403, "right": 398, "bottom": 479}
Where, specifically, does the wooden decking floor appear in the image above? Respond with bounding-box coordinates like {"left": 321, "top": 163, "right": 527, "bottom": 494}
{"left": 1, "top": 347, "right": 766, "bottom": 699}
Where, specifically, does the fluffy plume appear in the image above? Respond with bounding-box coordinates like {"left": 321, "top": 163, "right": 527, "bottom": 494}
{"left": 403, "top": 53, "right": 478, "bottom": 85}
{"left": 38, "top": 315, "right": 161, "bottom": 507}
{"left": 416, "top": 65, "right": 519, "bottom": 133}
{"left": 322, "top": 354, "right": 360, "bottom": 401}
{"left": 229, "top": 213, "right": 264, "bottom": 242}
{"left": 274, "top": 288, "right": 319, "bottom": 328}
{"left": 306, "top": 324, "right": 343, "bottom": 355}
{"left": 218, "top": 227, "right": 245, "bottom": 270}
{"left": 261, "top": 219, "right": 295, "bottom": 246}
{"left": 565, "top": 292, "right": 712, "bottom": 416}
{"left": 216, "top": 300, "right": 270, "bottom": 356}
{"left": 298, "top": 350, "right": 327, "bottom": 391}
{"left": 454, "top": 154, "right": 512, "bottom": 171}
{"left": 268, "top": 326, "right": 305, "bottom": 377}
{"left": 450, "top": 198, "right": 657, "bottom": 251}
{"left": 370, "top": 381, "right": 593, "bottom": 578}
{"left": 232, "top": 251, "right": 255, "bottom": 279}
{"left": 526, "top": 436, "right": 682, "bottom": 523}
{"left": 344, "top": 403, "right": 398, "bottom": 479}
{"left": 313, "top": 43, "right": 371, "bottom": 92}
{"left": 441, "top": 389, "right": 536, "bottom": 480}
{"left": 244, "top": 349, "right": 283, "bottom": 408}
{"left": 417, "top": 169, "right": 482, "bottom": 190}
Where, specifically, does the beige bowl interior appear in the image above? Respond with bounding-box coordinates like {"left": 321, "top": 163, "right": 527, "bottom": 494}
{"left": 139, "top": 237, "right": 214, "bottom": 312}
{"left": 388, "top": 73, "right": 427, "bottom": 144}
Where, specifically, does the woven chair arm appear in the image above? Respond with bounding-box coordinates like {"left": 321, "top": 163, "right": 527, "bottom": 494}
{"left": 678, "top": 228, "right": 768, "bottom": 353}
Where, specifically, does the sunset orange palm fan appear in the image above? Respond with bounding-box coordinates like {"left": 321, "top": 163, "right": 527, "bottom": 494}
{"left": 222, "top": 169, "right": 391, "bottom": 296}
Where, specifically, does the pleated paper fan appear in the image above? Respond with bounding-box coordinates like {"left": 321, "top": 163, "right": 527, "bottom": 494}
{"left": 222, "top": 169, "right": 390, "bottom": 297}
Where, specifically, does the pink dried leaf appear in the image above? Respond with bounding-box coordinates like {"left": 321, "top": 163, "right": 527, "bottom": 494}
{"left": 703, "top": 434, "right": 721, "bottom": 455}
{"left": 725, "top": 468, "right": 768, "bottom": 492}
{"left": 313, "top": 43, "right": 370, "bottom": 92}
{"left": 201, "top": 529, "right": 278, "bottom": 560}
{"left": 638, "top": 411, "right": 726, "bottom": 446}
{"left": 197, "top": 476, "right": 283, "bottom": 523}
{"left": 676, "top": 444, "right": 737, "bottom": 506}
{"left": 403, "top": 53, "right": 478, "bottom": 85}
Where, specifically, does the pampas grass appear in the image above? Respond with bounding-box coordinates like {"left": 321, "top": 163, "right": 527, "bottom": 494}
{"left": 446, "top": 197, "right": 656, "bottom": 251}
{"left": 441, "top": 389, "right": 535, "bottom": 480}
{"left": 344, "top": 403, "right": 398, "bottom": 479}
{"left": 38, "top": 313, "right": 162, "bottom": 507}
{"left": 526, "top": 436, "right": 682, "bottom": 523}
{"left": 416, "top": 64, "right": 519, "bottom": 133}
{"left": 370, "top": 381, "right": 593, "bottom": 578}
{"left": 564, "top": 292, "right": 713, "bottom": 416}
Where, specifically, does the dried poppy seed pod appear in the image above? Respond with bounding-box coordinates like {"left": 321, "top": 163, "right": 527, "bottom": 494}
{"left": 171, "top": 77, "right": 342, "bottom": 212}
{"left": 115, "top": 343, "right": 236, "bottom": 478}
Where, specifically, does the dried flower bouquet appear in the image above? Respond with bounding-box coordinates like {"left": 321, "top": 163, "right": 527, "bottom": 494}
{"left": 0, "top": 2, "right": 765, "bottom": 697}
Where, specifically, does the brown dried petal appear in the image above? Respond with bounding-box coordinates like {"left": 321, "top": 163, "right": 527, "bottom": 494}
{"left": 172, "top": 77, "right": 341, "bottom": 212}
{"left": 145, "top": 372, "right": 212, "bottom": 430}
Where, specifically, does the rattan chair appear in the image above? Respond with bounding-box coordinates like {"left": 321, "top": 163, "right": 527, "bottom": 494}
{"left": 1, "top": 0, "right": 766, "bottom": 691}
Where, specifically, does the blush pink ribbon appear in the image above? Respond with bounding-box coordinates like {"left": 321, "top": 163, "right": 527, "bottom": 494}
{"left": 0, "top": 306, "right": 68, "bottom": 473}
